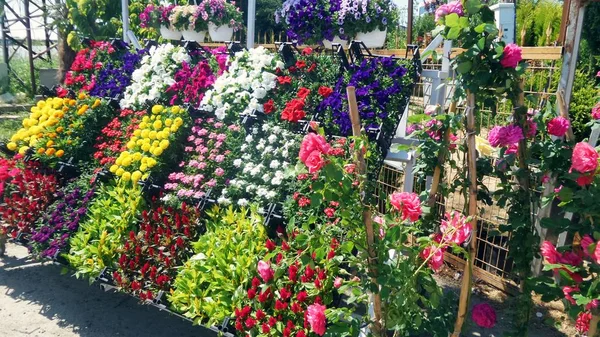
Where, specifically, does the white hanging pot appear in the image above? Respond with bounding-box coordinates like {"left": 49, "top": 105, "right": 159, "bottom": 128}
{"left": 182, "top": 30, "right": 207, "bottom": 42}
{"left": 322, "top": 36, "right": 348, "bottom": 49}
{"left": 356, "top": 28, "right": 387, "bottom": 48}
{"left": 208, "top": 23, "right": 234, "bottom": 42}
{"left": 160, "top": 25, "right": 182, "bottom": 40}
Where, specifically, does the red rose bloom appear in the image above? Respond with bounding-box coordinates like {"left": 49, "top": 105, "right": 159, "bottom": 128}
{"left": 318, "top": 86, "right": 333, "bottom": 98}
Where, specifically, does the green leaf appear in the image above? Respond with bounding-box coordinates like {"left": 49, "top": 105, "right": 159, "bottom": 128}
{"left": 407, "top": 114, "right": 432, "bottom": 124}
{"left": 447, "top": 26, "right": 461, "bottom": 40}
{"left": 445, "top": 13, "right": 460, "bottom": 27}
{"left": 465, "top": 0, "right": 481, "bottom": 14}
{"left": 458, "top": 17, "right": 469, "bottom": 29}
{"left": 456, "top": 61, "right": 472, "bottom": 74}
{"left": 474, "top": 23, "right": 486, "bottom": 33}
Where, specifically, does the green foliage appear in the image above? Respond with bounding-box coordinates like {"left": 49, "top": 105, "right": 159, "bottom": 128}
{"left": 168, "top": 206, "right": 267, "bottom": 326}
{"left": 582, "top": 2, "right": 600, "bottom": 56}
{"left": 413, "top": 14, "right": 436, "bottom": 42}
{"left": 569, "top": 69, "right": 598, "bottom": 141}
{"left": 516, "top": 0, "right": 561, "bottom": 46}
{"left": 63, "top": 0, "right": 123, "bottom": 49}
{"left": 68, "top": 183, "right": 144, "bottom": 281}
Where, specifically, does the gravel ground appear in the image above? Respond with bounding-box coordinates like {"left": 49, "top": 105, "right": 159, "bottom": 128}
{"left": 0, "top": 243, "right": 574, "bottom": 337}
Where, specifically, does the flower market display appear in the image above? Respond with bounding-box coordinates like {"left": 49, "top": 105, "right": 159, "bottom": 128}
{"left": 7, "top": 0, "right": 599, "bottom": 334}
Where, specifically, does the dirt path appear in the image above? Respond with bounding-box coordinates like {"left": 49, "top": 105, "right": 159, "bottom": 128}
{"left": 0, "top": 244, "right": 214, "bottom": 337}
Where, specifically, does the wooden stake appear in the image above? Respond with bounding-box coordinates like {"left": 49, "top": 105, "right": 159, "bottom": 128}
{"left": 347, "top": 86, "right": 384, "bottom": 335}
{"left": 590, "top": 315, "right": 600, "bottom": 337}
{"left": 452, "top": 93, "right": 478, "bottom": 337}
{"left": 556, "top": 91, "right": 575, "bottom": 142}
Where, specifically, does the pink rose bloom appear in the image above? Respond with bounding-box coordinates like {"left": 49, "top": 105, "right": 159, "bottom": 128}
{"left": 587, "top": 299, "right": 599, "bottom": 310}
{"left": 581, "top": 234, "right": 594, "bottom": 258}
{"left": 389, "top": 192, "right": 422, "bottom": 222}
{"left": 215, "top": 168, "right": 225, "bottom": 176}
{"left": 306, "top": 303, "right": 327, "bottom": 336}
{"left": 420, "top": 245, "right": 444, "bottom": 271}
{"left": 547, "top": 117, "right": 570, "bottom": 137}
{"left": 305, "top": 151, "right": 326, "bottom": 173}
{"left": 505, "top": 144, "right": 518, "bottom": 155}
{"left": 194, "top": 191, "right": 205, "bottom": 199}
{"left": 217, "top": 134, "right": 227, "bottom": 142}
{"left": 198, "top": 162, "right": 207, "bottom": 170}
{"left": 333, "top": 277, "right": 343, "bottom": 288}
{"left": 373, "top": 215, "right": 385, "bottom": 225}
{"left": 541, "top": 175, "right": 550, "bottom": 184}
{"left": 406, "top": 124, "right": 420, "bottom": 135}
{"left": 299, "top": 133, "right": 331, "bottom": 163}
{"left": 500, "top": 43, "right": 522, "bottom": 68}
{"left": 471, "top": 303, "right": 497, "bottom": 328}
{"left": 576, "top": 174, "right": 595, "bottom": 187}
{"left": 540, "top": 241, "right": 561, "bottom": 264}
{"left": 560, "top": 251, "right": 582, "bottom": 266}
{"left": 215, "top": 155, "right": 225, "bottom": 163}
{"left": 488, "top": 125, "right": 524, "bottom": 148}
{"left": 487, "top": 126, "right": 503, "bottom": 147}
{"left": 424, "top": 105, "right": 437, "bottom": 115}
{"left": 592, "top": 103, "right": 600, "bottom": 120}
{"left": 435, "top": 1, "right": 463, "bottom": 22}
{"left": 440, "top": 211, "right": 471, "bottom": 245}
{"left": 563, "top": 285, "right": 580, "bottom": 305}
{"left": 257, "top": 260, "right": 274, "bottom": 282}
{"left": 576, "top": 311, "right": 591, "bottom": 333}
{"left": 594, "top": 244, "right": 600, "bottom": 265}
{"left": 207, "top": 178, "right": 217, "bottom": 187}
{"left": 571, "top": 142, "right": 599, "bottom": 173}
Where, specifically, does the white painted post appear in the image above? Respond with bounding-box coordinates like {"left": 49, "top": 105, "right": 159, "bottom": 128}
{"left": 121, "top": 0, "right": 130, "bottom": 43}
{"left": 247, "top": 0, "right": 256, "bottom": 48}
{"left": 490, "top": 3, "right": 515, "bottom": 44}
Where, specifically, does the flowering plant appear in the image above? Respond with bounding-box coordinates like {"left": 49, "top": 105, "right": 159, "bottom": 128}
{"left": 200, "top": 47, "right": 283, "bottom": 121}
{"left": 169, "top": 206, "right": 267, "bottom": 326}
{"left": 163, "top": 117, "right": 243, "bottom": 203}
{"left": 61, "top": 41, "right": 116, "bottom": 93}
{"left": 108, "top": 105, "right": 190, "bottom": 185}
{"left": 29, "top": 173, "right": 95, "bottom": 260}
{"left": 217, "top": 122, "right": 300, "bottom": 206}
{"left": 169, "top": 5, "right": 209, "bottom": 32}
{"left": 139, "top": 4, "right": 173, "bottom": 30}
{"left": 68, "top": 183, "right": 144, "bottom": 280}
{"left": 201, "top": 0, "right": 243, "bottom": 30}
{"left": 0, "top": 158, "right": 58, "bottom": 238}
{"left": 93, "top": 109, "right": 147, "bottom": 167}
{"left": 7, "top": 94, "right": 114, "bottom": 166}
{"left": 335, "top": 0, "right": 398, "bottom": 37}
{"left": 120, "top": 44, "right": 191, "bottom": 110}
{"left": 275, "top": 0, "right": 338, "bottom": 44}
{"left": 165, "top": 56, "right": 225, "bottom": 107}
{"left": 114, "top": 201, "right": 199, "bottom": 301}
{"left": 88, "top": 48, "right": 146, "bottom": 99}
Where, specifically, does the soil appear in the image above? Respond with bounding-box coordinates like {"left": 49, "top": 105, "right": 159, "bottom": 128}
{"left": 0, "top": 243, "right": 580, "bottom": 337}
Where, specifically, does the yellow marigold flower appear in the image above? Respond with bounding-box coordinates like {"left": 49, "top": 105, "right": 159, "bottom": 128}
{"left": 141, "top": 144, "right": 151, "bottom": 152}
{"left": 139, "top": 122, "right": 148, "bottom": 130}
{"left": 77, "top": 104, "right": 89, "bottom": 116}
{"left": 121, "top": 171, "right": 131, "bottom": 182}
{"left": 141, "top": 129, "right": 150, "bottom": 139}
{"left": 165, "top": 119, "right": 173, "bottom": 127}
{"left": 69, "top": 99, "right": 76, "bottom": 106}
{"left": 92, "top": 99, "right": 102, "bottom": 109}
{"left": 151, "top": 105, "right": 164, "bottom": 114}
{"left": 142, "top": 116, "right": 150, "bottom": 123}
{"left": 149, "top": 131, "right": 157, "bottom": 140}
{"left": 171, "top": 106, "right": 181, "bottom": 114}
{"left": 159, "top": 140, "right": 169, "bottom": 150}
{"left": 46, "top": 140, "right": 54, "bottom": 148}
{"left": 18, "top": 146, "right": 29, "bottom": 155}
{"left": 126, "top": 141, "right": 136, "bottom": 150}
{"left": 55, "top": 149, "right": 65, "bottom": 158}
{"left": 77, "top": 92, "right": 87, "bottom": 100}
{"left": 115, "top": 168, "right": 125, "bottom": 177}
{"left": 109, "top": 165, "right": 119, "bottom": 173}
{"left": 133, "top": 129, "right": 142, "bottom": 137}
{"left": 153, "top": 120, "right": 162, "bottom": 130}
{"left": 139, "top": 164, "right": 148, "bottom": 172}
{"left": 37, "top": 147, "right": 46, "bottom": 155}
{"left": 115, "top": 157, "right": 123, "bottom": 166}
{"left": 45, "top": 148, "right": 56, "bottom": 156}
{"left": 56, "top": 126, "right": 64, "bottom": 133}
{"left": 133, "top": 152, "right": 143, "bottom": 161}
{"left": 6, "top": 142, "right": 17, "bottom": 151}
{"left": 131, "top": 171, "right": 142, "bottom": 183}
{"left": 174, "top": 117, "right": 183, "bottom": 126}
{"left": 152, "top": 147, "right": 163, "bottom": 156}
{"left": 170, "top": 125, "right": 178, "bottom": 132}
{"left": 142, "top": 173, "right": 150, "bottom": 180}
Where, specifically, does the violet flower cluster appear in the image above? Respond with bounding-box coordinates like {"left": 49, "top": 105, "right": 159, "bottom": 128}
{"left": 89, "top": 49, "right": 146, "bottom": 99}
{"left": 318, "top": 57, "right": 409, "bottom": 136}
{"left": 29, "top": 187, "right": 95, "bottom": 260}
{"left": 275, "top": 0, "right": 339, "bottom": 44}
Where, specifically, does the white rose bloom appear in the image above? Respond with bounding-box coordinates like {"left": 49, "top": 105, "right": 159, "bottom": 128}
{"left": 268, "top": 135, "right": 277, "bottom": 143}
{"left": 233, "top": 159, "right": 242, "bottom": 167}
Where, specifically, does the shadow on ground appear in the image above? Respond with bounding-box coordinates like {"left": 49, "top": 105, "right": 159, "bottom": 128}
{"left": 0, "top": 244, "right": 214, "bottom": 337}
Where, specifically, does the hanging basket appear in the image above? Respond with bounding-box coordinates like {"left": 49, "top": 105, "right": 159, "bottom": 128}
{"left": 160, "top": 25, "right": 182, "bottom": 40}
{"left": 356, "top": 28, "right": 387, "bottom": 48}
{"left": 322, "top": 36, "right": 348, "bottom": 49}
{"left": 208, "top": 23, "right": 234, "bottom": 42}
{"left": 182, "top": 30, "right": 207, "bottom": 43}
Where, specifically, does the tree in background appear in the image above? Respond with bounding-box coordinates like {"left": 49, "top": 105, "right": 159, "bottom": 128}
{"left": 412, "top": 13, "right": 435, "bottom": 45}
{"left": 582, "top": 2, "right": 600, "bottom": 56}
{"left": 516, "top": 0, "right": 561, "bottom": 46}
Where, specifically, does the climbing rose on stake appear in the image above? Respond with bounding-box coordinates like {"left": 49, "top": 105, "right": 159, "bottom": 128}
{"left": 420, "top": 245, "right": 444, "bottom": 271}
{"left": 440, "top": 211, "right": 471, "bottom": 245}
{"left": 500, "top": 43, "right": 523, "bottom": 68}
{"left": 389, "top": 192, "right": 422, "bottom": 222}
{"left": 487, "top": 125, "right": 524, "bottom": 148}
{"left": 299, "top": 133, "right": 331, "bottom": 174}
{"left": 547, "top": 117, "right": 570, "bottom": 137}
{"left": 570, "top": 142, "right": 599, "bottom": 174}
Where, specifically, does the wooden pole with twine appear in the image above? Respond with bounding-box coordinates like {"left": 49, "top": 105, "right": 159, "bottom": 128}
{"left": 589, "top": 315, "right": 600, "bottom": 337}
{"left": 346, "top": 86, "right": 384, "bottom": 335}
{"left": 451, "top": 93, "right": 478, "bottom": 337}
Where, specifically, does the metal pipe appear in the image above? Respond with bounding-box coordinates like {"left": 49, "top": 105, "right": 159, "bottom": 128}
{"left": 407, "top": 0, "right": 413, "bottom": 45}
{"left": 24, "top": 0, "right": 36, "bottom": 95}
{"left": 247, "top": 0, "right": 256, "bottom": 48}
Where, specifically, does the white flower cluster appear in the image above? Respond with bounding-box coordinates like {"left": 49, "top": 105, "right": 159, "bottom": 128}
{"left": 217, "top": 123, "right": 300, "bottom": 206}
{"left": 120, "top": 44, "right": 190, "bottom": 109}
{"left": 200, "top": 46, "right": 284, "bottom": 120}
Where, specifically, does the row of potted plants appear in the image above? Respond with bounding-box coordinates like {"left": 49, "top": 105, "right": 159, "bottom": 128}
{"left": 140, "top": 2, "right": 243, "bottom": 42}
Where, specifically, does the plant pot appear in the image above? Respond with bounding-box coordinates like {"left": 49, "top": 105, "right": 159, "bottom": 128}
{"left": 356, "top": 28, "right": 387, "bottom": 48}
{"left": 160, "top": 25, "right": 182, "bottom": 40}
{"left": 181, "top": 30, "right": 207, "bottom": 42}
{"left": 322, "top": 36, "right": 348, "bottom": 49}
{"left": 208, "top": 23, "right": 234, "bottom": 42}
